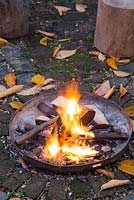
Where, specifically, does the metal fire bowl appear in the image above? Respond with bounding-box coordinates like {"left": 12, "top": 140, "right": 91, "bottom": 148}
{"left": 9, "top": 92, "right": 132, "bottom": 173}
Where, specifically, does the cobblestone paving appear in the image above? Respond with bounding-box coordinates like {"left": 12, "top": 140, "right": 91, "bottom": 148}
{"left": 0, "top": 0, "right": 134, "bottom": 200}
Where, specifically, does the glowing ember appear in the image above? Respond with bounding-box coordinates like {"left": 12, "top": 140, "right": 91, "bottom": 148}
{"left": 41, "top": 82, "right": 98, "bottom": 165}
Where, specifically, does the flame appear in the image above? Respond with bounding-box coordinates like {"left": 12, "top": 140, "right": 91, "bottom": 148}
{"left": 42, "top": 82, "right": 98, "bottom": 164}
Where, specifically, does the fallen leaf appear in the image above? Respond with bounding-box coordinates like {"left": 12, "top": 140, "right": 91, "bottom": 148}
{"left": 95, "top": 80, "right": 111, "bottom": 96}
{"left": 55, "top": 5, "right": 71, "bottom": 16}
{"left": 120, "top": 83, "right": 127, "bottom": 97}
{"left": 43, "top": 78, "right": 55, "bottom": 86}
{"left": 0, "top": 85, "right": 23, "bottom": 99}
{"left": 35, "top": 30, "right": 57, "bottom": 38}
{"left": 31, "top": 74, "right": 45, "bottom": 85}
{"left": 18, "top": 157, "right": 28, "bottom": 170}
{"left": 56, "top": 38, "right": 71, "bottom": 42}
{"left": 40, "top": 37, "right": 48, "bottom": 46}
{"left": 98, "top": 53, "right": 106, "bottom": 62}
{"left": 52, "top": 45, "right": 61, "bottom": 57}
{"left": 9, "top": 101, "right": 23, "bottom": 109}
{"left": 113, "top": 70, "right": 130, "bottom": 77}
{"left": 4, "top": 73, "right": 16, "bottom": 87}
{"left": 106, "top": 57, "right": 117, "bottom": 70}
{"left": 76, "top": 3, "right": 87, "bottom": 12}
{"left": 104, "top": 85, "right": 116, "bottom": 99}
{"left": 55, "top": 49, "right": 76, "bottom": 59}
{"left": 98, "top": 179, "right": 130, "bottom": 197}
{"left": 0, "top": 85, "right": 6, "bottom": 93}
{"left": 118, "top": 160, "right": 134, "bottom": 176}
{"left": 96, "top": 168, "right": 115, "bottom": 179}
{"left": 9, "top": 198, "right": 21, "bottom": 200}
{"left": 17, "top": 85, "right": 41, "bottom": 96}
{"left": 89, "top": 50, "right": 100, "bottom": 56}
{"left": 85, "top": 104, "right": 109, "bottom": 124}
{"left": 42, "top": 84, "right": 56, "bottom": 90}
{"left": 131, "top": 119, "right": 134, "bottom": 132}
{"left": 124, "top": 106, "right": 134, "bottom": 117}
{"left": 117, "top": 59, "right": 130, "bottom": 65}
{"left": 0, "top": 37, "right": 8, "bottom": 47}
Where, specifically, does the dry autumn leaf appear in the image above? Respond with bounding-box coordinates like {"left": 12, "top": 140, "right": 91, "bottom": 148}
{"left": 106, "top": 57, "right": 117, "bottom": 70}
{"left": 76, "top": 3, "right": 87, "bottom": 12}
{"left": 98, "top": 53, "right": 106, "bottom": 62}
{"left": 55, "top": 5, "right": 71, "bottom": 16}
{"left": 40, "top": 37, "right": 48, "bottom": 46}
{"left": 31, "top": 74, "right": 45, "bottom": 85}
{"left": 89, "top": 50, "right": 100, "bottom": 56}
{"left": 9, "top": 101, "right": 23, "bottom": 109}
{"left": 120, "top": 83, "right": 127, "bottom": 97}
{"left": 118, "top": 160, "right": 134, "bottom": 176}
{"left": 0, "top": 37, "right": 8, "bottom": 47}
{"left": 55, "top": 49, "right": 76, "bottom": 59}
{"left": 113, "top": 70, "right": 130, "bottom": 77}
{"left": 0, "top": 85, "right": 6, "bottom": 93}
{"left": 124, "top": 106, "right": 134, "bottom": 117}
{"left": 104, "top": 85, "right": 116, "bottom": 99}
{"left": 96, "top": 168, "right": 115, "bottom": 179}
{"left": 35, "top": 30, "right": 57, "bottom": 38}
{"left": 95, "top": 80, "right": 111, "bottom": 96}
{"left": 117, "top": 59, "right": 130, "bottom": 65}
{"left": 52, "top": 45, "right": 61, "bottom": 57}
{"left": 4, "top": 73, "right": 16, "bottom": 87}
{"left": 9, "top": 198, "right": 21, "bottom": 200}
{"left": 98, "top": 179, "right": 130, "bottom": 197}
{"left": 0, "top": 85, "right": 23, "bottom": 99}
{"left": 131, "top": 119, "right": 134, "bottom": 132}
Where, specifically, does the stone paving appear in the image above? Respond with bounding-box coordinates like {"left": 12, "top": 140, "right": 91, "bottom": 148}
{"left": 0, "top": 0, "right": 134, "bottom": 199}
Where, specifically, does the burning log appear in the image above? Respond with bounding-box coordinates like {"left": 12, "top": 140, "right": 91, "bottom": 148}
{"left": 37, "top": 102, "right": 57, "bottom": 117}
{"left": 15, "top": 116, "right": 59, "bottom": 145}
{"left": 81, "top": 110, "right": 95, "bottom": 126}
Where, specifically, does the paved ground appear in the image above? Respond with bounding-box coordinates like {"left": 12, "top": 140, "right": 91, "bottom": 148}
{"left": 0, "top": 0, "right": 134, "bottom": 199}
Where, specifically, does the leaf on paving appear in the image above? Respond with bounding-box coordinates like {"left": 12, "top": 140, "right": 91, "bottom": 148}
{"left": 118, "top": 160, "right": 134, "bottom": 176}
{"left": 120, "top": 83, "right": 127, "bottom": 97}
{"left": 85, "top": 104, "right": 109, "bottom": 124}
{"left": 0, "top": 85, "right": 23, "bottom": 99}
{"left": 35, "top": 30, "right": 57, "bottom": 38}
{"left": 0, "top": 37, "right": 8, "bottom": 47}
{"left": 56, "top": 38, "right": 71, "bottom": 42}
{"left": 31, "top": 74, "right": 45, "bottom": 85}
{"left": 40, "top": 37, "right": 48, "bottom": 46}
{"left": 52, "top": 45, "right": 61, "bottom": 57}
{"left": 96, "top": 168, "right": 115, "bottom": 179}
{"left": 117, "top": 59, "right": 130, "bottom": 65}
{"left": 42, "top": 84, "right": 57, "bottom": 90}
{"left": 124, "top": 106, "right": 134, "bottom": 117}
{"left": 89, "top": 50, "right": 100, "bottom": 56}
{"left": 17, "top": 85, "right": 41, "bottom": 96}
{"left": 98, "top": 53, "right": 106, "bottom": 62}
{"left": 0, "top": 85, "right": 6, "bottom": 93}
{"left": 55, "top": 5, "right": 71, "bottom": 16}
{"left": 104, "top": 85, "right": 116, "bottom": 99}
{"left": 98, "top": 179, "right": 130, "bottom": 197}
{"left": 4, "top": 73, "right": 16, "bottom": 87}
{"left": 9, "top": 198, "right": 21, "bottom": 200}
{"left": 113, "top": 70, "right": 130, "bottom": 77}
{"left": 106, "top": 57, "right": 117, "bottom": 70}
{"left": 43, "top": 78, "right": 55, "bottom": 86}
{"left": 55, "top": 49, "right": 76, "bottom": 59}
{"left": 9, "top": 101, "right": 23, "bottom": 109}
{"left": 95, "top": 80, "right": 111, "bottom": 96}
{"left": 76, "top": 3, "right": 87, "bottom": 12}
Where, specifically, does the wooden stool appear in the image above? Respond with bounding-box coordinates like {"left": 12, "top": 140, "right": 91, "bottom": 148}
{"left": 0, "top": 0, "right": 29, "bottom": 38}
{"left": 94, "top": 0, "right": 134, "bottom": 57}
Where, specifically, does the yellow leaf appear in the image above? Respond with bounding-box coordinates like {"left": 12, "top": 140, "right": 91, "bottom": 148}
{"left": 98, "top": 179, "right": 130, "bottom": 197}
{"left": 55, "top": 5, "right": 71, "bottom": 16}
{"left": 76, "top": 3, "right": 87, "bottom": 12}
{"left": 124, "top": 106, "right": 134, "bottom": 117}
{"left": 35, "top": 30, "right": 57, "bottom": 38}
{"left": 89, "top": 50, "right": 100, "bottom": 56}
{"left": 52, "top": 45, "right": 61, "bottom": 57}
{"left": 0, "top": 37, "right": 8, "bottom": 47}
{"left": 9, "top": 101, "right": 23, "bottom": 109}
{"left": 104, "top": 85, "right": 116, "bottom": 99}
{"left": 106, "top": 57, "right": 117, "bottom": 70}
{"left": 120, "top": 83, "right": 127, "bottom": 97}
{"left": 113, "top": 70, "right": 130, "bottom": 77}
{"left": 9, "top": 198, "right": 21, "bottom": 200}
{"left": 55, "top": 49, "right": 76, "bottom": 59}
{"left": 4, "top": 73, "right": 16, "bottom": 87}
{"left": 40, "top": 37, "right": 48, "bottom": 46}
{"left": 31, "top": 74, "right": 45, "bottom": 85}
{"left": 96, "top": 168, "right": 115, "bottom": 179}
{"left": 118, "top": 160, "right": 134, "bottom": 175}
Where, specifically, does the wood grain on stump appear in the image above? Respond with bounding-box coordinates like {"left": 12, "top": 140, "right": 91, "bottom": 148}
{"left": 94, "top": 0, "right": 134, "bottom": 57}
{"left": 0, "top": 0, "right": 29, "bottom": 38}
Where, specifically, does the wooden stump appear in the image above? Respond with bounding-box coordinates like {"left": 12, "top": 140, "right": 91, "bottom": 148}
{"left": 0, "top": 0, "right": 29, "bottom": 38}
{"left": 94, "top": 0, "right": 134, "bottom": 57}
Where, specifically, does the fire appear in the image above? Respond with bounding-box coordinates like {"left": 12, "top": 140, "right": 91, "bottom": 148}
{"left": 41, "top": 82, "right": 98, "bottom": 164}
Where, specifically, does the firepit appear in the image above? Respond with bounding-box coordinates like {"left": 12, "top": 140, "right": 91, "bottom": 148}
{"left": 9, "top": 84, "right": 132, "bottom": 173}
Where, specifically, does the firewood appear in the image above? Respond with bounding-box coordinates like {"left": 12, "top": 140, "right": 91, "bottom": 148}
{"left": 15, "top": 116, "right": 59, "bottom": 145}
{"left": 0, "top": 85, "right": 23, "bottom": 99}
{"left": 80, "top": 110, "right": 95, "bottom": 126}
{"left": 37, "top": 102, "right": 57, "bottom": 117}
